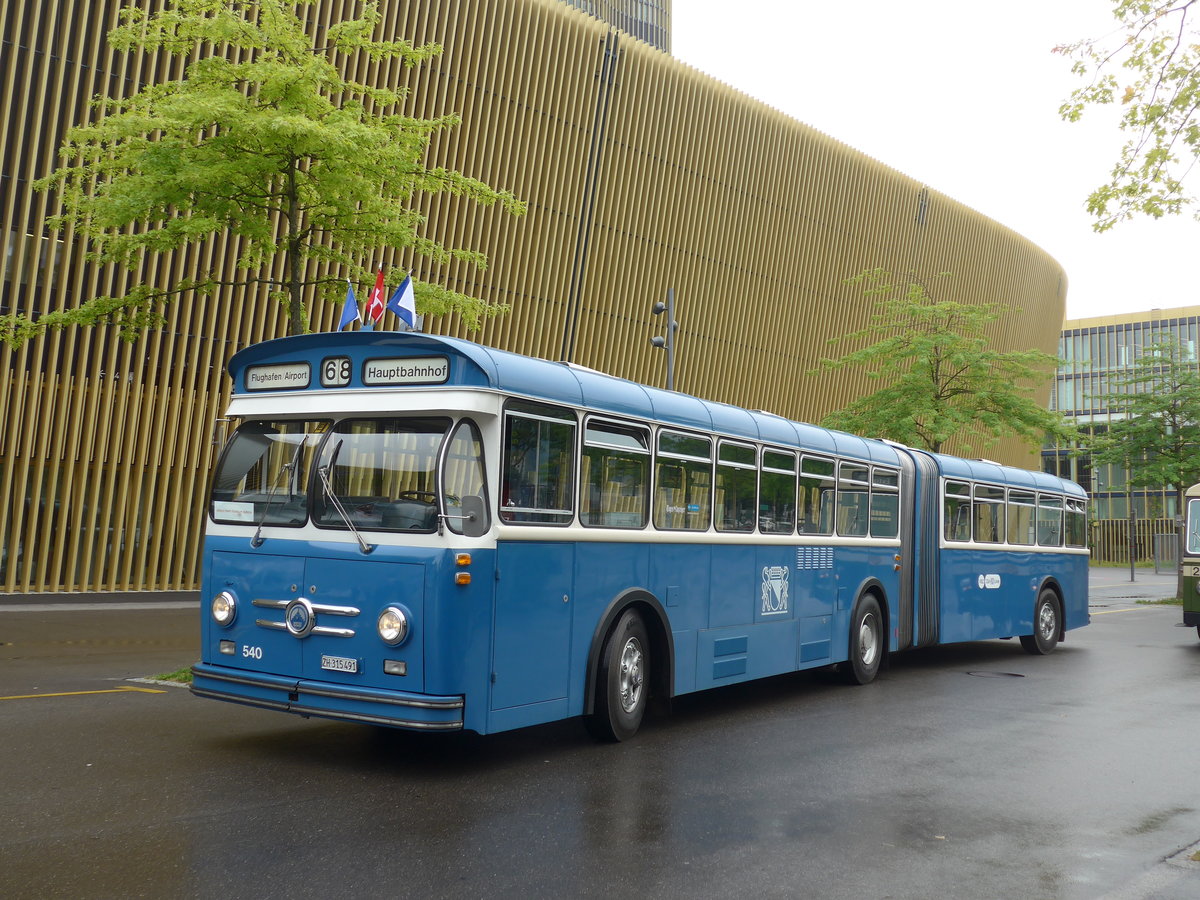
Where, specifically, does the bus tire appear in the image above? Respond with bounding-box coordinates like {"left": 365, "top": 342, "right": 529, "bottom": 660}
{"left": 585, "top": 609, "right": 649, "bottom": 742}
{"left": 1020, "top": 590, "right": 1060, "bottom": 655}
{"left": 845, "top": 594, "right": 883, "bottom": 685}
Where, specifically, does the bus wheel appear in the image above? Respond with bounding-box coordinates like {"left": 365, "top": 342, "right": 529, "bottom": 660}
{"left": 585, "top": 609, "right": 649, "bottom": 742}
{"left": 845, "top": 595, "right": 883, "bottom": 685}
{"left": 1020, "top": 590, "right": 1060, "bottom": 655}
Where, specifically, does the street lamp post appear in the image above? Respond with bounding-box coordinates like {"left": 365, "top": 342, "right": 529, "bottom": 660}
{"left": 650, "top": 288, "right": 678, "bottom": 391}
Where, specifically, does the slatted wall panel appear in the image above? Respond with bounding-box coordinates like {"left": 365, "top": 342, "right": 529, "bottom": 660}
{"left": 560, "top": 0, "right": 670, "bottom": 52}
{"left": 0, "top": 0, "right": 1064, "bottom": 593}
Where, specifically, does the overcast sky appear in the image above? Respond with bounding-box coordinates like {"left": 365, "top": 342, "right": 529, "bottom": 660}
{"left": 672, "top": 0, "right": 1199, "bottom": 322}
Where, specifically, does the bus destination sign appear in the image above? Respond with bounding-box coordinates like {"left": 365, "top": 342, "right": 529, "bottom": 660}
{"left": 363, "top": 356, "right": 450, "bottom": 386}
{"left": 244, "top": 361, "right": 311, "bottom": 392}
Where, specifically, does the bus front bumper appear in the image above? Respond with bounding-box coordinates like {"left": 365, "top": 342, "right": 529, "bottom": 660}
{"left": 190, "top": 663, "right": 465, "bottom": 731}
{"left": 1184, "top": 610, "right": 1200, "bottom": 627}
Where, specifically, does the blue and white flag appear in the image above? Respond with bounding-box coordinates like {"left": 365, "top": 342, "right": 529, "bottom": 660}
{"left": 337, "top": 281, "right": 360, "bottom": 331}
{"left": 386, "top": 274, "right": 418, "bottom": 331}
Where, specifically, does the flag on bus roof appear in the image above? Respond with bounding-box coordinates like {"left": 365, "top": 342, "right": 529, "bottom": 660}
{"left": 337, "top": 281, "right": 360, "bottom": 331}
{"left": 387, "top": 274, "right": 418, "bottom": 331}
{"left": 362, "top": 267, "right": 386, "bottom": 331}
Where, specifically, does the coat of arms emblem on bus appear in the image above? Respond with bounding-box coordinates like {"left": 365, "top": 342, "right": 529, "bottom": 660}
{"left": 761, "top": 566, "right": 789, "bottom": 616}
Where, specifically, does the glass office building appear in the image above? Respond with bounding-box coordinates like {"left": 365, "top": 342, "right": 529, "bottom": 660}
{"left": 1048, "top": 306, "right": 1200, "bottom": 560}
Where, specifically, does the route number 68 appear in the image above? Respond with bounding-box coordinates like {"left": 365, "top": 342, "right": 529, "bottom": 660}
{"left": 321, "top": 356, "right": 351, "bottom": 388}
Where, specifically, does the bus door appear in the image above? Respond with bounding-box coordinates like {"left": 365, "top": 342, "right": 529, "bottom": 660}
{"left": 491, "top": 542, "right": 574, "bottom": 712}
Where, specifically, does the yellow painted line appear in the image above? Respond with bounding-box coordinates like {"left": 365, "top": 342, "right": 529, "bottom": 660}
{"left": 0, "top": 686, "right": 167, "bottom": 701}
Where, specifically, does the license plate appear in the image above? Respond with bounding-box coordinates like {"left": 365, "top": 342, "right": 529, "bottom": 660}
{"left": 321, "top": 655, "right": 358, "bottom": 674}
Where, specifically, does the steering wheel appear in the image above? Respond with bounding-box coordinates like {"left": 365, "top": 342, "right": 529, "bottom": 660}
{"left": 398, "top": 490, "right": 436, "bottom": 503}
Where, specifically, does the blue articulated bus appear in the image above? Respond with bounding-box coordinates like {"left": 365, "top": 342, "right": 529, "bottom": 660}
{"left": 191, "top": 331, "right": 1089, "bottom": 740}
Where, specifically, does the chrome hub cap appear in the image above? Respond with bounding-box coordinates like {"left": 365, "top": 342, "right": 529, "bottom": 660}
{"left": 1038, "top": 601, "right": 1055, "bottom": 640}
{"left": 859, "top": 614, "right": 878, "bottom": 667}
{"left": 618, "top": 637, "right": 644, "bottom": 713}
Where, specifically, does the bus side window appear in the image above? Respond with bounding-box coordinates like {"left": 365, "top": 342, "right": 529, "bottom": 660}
{"left": 654, "top": 431, "right": 712, "bottom": 531}
{"left": 798, "top": 456, "right": 834, "bottom": 535}
{"left": 944, "top": 481, "right": 972, "bottom": 542}
{"left": 837, "top": 462, "right": 870, "bottom": 537}
{"left": 1007, "top": 490, "right": 1036, "bottom": 545}
{"left": 1037, "top": 495, "right": 1063, "bottom": 547}
{"left": 715, "top": 441, "right": 756, "bottom": 533}
{"left": 973, "top": 484, "right": 1005, "bottom": 543}
{"left": 1065, "top": 498, "right": 1087, "bottom": 548}
{"left": 871, "top": 467, "right": 899, "bottom": 539}
{"left": 580, "top": 420, "right": 650, "bottom": 528}
{"left": 501, "top": 401, "right": 576, "bottom": 525}
{"left": 760, "top": 449, "right": 797, "bottom": 534}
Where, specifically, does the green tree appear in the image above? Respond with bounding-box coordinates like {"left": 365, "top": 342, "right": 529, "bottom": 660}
{"left": 812, "top": 269, "right": 1069, "bottom": 454}
{"left": 2, "top": 0, "right": 525, "bottom": 346}
{"left": 1057, "top": 1, "right": 1200, "bottom": 229}
{"left": 1086, "top": 338, "right": 1200, "bottom": 515}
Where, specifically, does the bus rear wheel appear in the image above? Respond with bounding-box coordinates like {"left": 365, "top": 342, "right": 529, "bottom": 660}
{"left": 585, "top": 609, "right": 649, "bottom": 742}
{"left": 1020, "top": 590, "right": 1060, "bottom": 655}
{"left": 845, "top": 595, "right": 883, "bottom": 685}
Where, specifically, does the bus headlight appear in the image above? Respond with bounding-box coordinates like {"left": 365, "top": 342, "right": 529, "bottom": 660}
{"left": 211, "top": 590, "right": 238, "bottom": 627}
{"left": 378, "top": 606, "right": 409, "bottom": 646}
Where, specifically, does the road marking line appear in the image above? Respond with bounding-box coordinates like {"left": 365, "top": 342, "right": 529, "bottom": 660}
{"left": 1091, "top": 607, "right": 1158, "bottom": 615}
{"left": 0, "top": 686, "right": 167, "bottom": 701}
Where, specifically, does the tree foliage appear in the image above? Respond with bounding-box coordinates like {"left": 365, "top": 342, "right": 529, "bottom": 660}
{"left": 1086, "top": 338, "right": 1200, "bottom": 507}
{"left": 3, "top": 0, "right": 525, "bottom": 346}
{"left": 1057, "top": 0, "right": 1200, "bottom": 229}
{"left": 812, "top": 270, "right": 1069, "bottom": 455}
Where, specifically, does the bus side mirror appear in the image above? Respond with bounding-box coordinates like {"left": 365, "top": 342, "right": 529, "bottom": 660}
{"left": 461, "top": 495, "right": 489, "bottom": 538}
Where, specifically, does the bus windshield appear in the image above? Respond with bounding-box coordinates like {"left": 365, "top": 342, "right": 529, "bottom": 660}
{"left": 1189, "top": 499, "right": 1200, "bottom": 554}
{"left": 210, "top": 420, "right": 328, "bottom": 526}
{"left": 312, "top": 418, "right": 450, "bottom": 533}
{"left": 210, "top": 416, "right": 490, "bottom": 535}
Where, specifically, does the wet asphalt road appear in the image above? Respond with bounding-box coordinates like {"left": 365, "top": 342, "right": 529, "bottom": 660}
{"left": 2, "top": 570, "right": 1200, "bottom": 900}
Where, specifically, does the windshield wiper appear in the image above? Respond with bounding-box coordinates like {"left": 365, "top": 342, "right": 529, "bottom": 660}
{"left": 318, "top": 440, "right": 373, "bottom": 554}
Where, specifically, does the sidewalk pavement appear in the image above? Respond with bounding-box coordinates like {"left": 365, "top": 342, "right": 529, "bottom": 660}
{"left": 1089, "top": 565, "right": 1180, "bottom": 604}
{"left": 0, "top": 589, "right": 199, "bottom": 610}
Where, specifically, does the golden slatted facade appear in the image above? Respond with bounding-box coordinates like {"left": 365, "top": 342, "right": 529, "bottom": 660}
{"left": 0, "top": 0, "right": 1066, "bottom": 594}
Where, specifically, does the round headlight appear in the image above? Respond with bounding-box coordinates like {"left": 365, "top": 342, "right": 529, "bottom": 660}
{"left": 378, "top": 606, "right": 409, "bottom": 646}
{"left": 211, "top": 590, "right": 237, "bottom": 627}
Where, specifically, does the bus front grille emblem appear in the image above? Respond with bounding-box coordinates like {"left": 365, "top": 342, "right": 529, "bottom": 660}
{"left": 285, "top": 598, "right": 317, "bottom": 638}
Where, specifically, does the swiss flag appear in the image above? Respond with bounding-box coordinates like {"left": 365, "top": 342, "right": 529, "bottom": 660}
{"left": 365, "top": 268, "right": 386, "bottom": 323}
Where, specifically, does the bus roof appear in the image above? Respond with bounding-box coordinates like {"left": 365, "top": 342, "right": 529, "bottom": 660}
{"left": 227, "top": 332, "right": 1078, "bottom": 486}
{"left": 934, "top": 453, "right": 1086, "bottom": 499}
